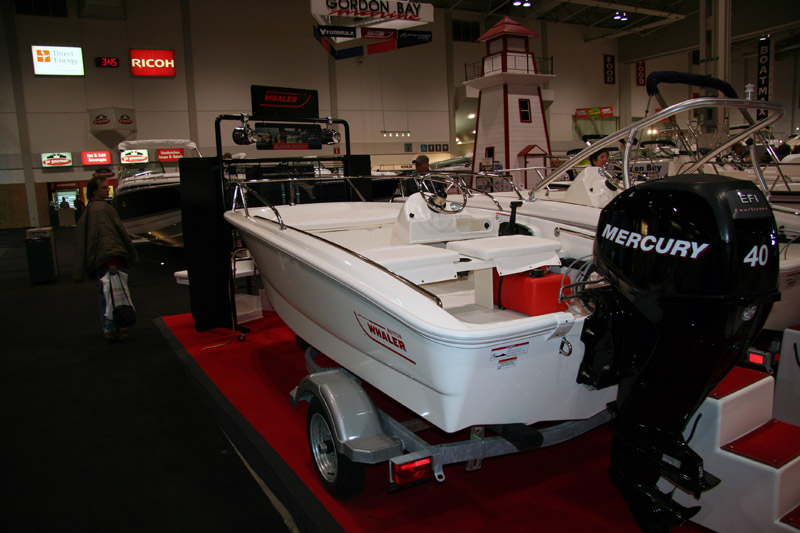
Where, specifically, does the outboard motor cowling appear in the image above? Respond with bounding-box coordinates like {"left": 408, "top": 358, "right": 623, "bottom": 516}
{"left": 579, "top": 175, "right": 780, "bottom": 531}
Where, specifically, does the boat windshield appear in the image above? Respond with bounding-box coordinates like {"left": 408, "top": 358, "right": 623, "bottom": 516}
{"left": 120, "top": 162, "right": 166, "bottom": 179}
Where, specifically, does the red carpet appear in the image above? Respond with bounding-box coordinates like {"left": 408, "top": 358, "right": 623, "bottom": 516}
{"left": 161, "top": 312, "right": 712, "bottom": 532}
{"left": 723, "top": 418, "right": 800, "bottom": 468}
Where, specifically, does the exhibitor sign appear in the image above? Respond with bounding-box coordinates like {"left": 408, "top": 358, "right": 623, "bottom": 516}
{"left": 41, "top": 152, "right": 73, "bottom": 167}
{"left": 251, "top": 86, "right": 319, "bottom": 120}
{"left": 157, "top": 148, "right": 184, "bottom": 161}
{"left": 120, "top": 150, "right": 149, "bottom": 164}
{"left": 130, "top": 49, "right": 176, "bottom": 77}
{"left": 81, "top": 151, "right": 112, "bottom": 165}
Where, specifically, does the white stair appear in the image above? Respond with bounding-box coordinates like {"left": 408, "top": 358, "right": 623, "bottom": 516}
{"left": 663, "top": 351, "right": 800, "bottom": 532}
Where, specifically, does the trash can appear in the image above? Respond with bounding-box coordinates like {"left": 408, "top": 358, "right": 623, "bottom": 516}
{"left": 25, "top": 227, "right": 58, "bottom": 283}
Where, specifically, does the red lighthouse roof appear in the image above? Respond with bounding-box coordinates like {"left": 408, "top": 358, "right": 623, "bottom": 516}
{"left": 477, "top": 16, "right": 539, "bottom": 42}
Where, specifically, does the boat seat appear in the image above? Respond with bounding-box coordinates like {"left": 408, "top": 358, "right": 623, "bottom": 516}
{"left": 445, "top": 234, "right": 561, "bottom": 275}
{"left": 361, "top": 245, "right": 461, "bottom": 285}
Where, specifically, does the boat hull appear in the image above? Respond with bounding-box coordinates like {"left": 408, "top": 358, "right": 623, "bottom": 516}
{"left": 113, "top": 182, "right": 183, "bottom": 246}
{"left": 226, "top": 207, "right": 615, "bottom": 433}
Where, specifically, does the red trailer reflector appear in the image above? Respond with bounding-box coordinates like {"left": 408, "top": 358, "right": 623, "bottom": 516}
{"left": 392, "top": 457, "right": 433, "bottom": 486}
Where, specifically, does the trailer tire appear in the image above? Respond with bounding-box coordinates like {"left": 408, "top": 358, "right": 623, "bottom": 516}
{"left": 307, "top": 397, "right": 366, "bottom": 499}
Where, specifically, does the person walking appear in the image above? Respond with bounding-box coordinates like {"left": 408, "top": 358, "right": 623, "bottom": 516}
{"left": 73, "top": 176, "right": 139, "bottom": 341}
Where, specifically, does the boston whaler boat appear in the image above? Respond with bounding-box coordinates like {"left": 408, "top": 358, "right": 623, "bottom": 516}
{"left": 113, "top": 139, "right": 201, "bottom": 246}
{"left": 223, "top": 106, "right": 781, "bottom": 528}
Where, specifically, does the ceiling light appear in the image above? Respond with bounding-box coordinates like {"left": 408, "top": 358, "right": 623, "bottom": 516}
{"left": 468, "top": 113, "right": 476, "bottom": 119}
{"left": 380, "top": 130, "right": 411, "bottom": 138}
{"left": 513, "top": 1, "right": 522, "bottom": 5}
{"left": 522, "top": 1, "right": 531, "bottom": 6}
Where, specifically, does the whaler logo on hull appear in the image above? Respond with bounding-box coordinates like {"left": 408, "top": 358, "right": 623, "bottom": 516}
{"left": 600, "top": 224, "right": 710, "bottom": 259}
{"left": 354, "top": 312, "right": 415, "bottom": 364}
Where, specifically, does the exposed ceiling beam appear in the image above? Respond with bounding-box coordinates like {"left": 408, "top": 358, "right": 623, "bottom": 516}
{"left": 585, "top": 8, "right": 689, "bottom": 41}
{"left": 487, "top": 0, "right": 512, "bottom": 17}
{"left": 565, "top": 0, "right": 685, "bottom": 20}
{"left": 528, "top": 0, "right": 565, "bottom": 17}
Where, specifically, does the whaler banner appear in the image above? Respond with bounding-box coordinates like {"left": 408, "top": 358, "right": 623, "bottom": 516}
{"left": 311, "top": 0, "right": 434, "bottom": 24}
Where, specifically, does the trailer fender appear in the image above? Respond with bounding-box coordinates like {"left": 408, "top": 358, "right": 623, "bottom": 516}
{"left": 291, "top": 369, "right": 403, "bottom": 463}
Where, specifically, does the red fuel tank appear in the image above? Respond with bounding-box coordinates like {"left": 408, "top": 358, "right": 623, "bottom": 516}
{"left": 493, "top": 270, "right": 569, "bottom": 316}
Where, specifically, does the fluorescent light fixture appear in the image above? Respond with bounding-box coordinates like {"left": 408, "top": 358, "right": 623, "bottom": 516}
{"left": 32, "top": 45, "right": 84, "bottom": 76}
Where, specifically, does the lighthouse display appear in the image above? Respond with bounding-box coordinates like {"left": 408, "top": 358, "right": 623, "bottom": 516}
{"left": 464, "top": 17, "right": 555, "bottom": 189}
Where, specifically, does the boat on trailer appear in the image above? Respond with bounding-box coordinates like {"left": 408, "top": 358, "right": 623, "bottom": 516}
{"left": 225, "top": 153, "right": 780, "bottom": 529}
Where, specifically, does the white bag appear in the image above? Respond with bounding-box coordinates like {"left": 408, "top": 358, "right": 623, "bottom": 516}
{"left": 101, "top": 271, "right": 135, "bottom": 321}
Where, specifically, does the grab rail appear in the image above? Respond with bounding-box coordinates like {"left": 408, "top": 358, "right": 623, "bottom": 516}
{"left": 531, "top": 97, "right": 786, "bottom": 197}
{"left": 230, "top": 182, "right": 443, "bottom": 308}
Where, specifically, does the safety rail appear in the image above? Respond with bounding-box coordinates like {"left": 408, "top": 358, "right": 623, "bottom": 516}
{"left": 531, "top": 97, "right": 786, "bottom": 200}
{"left": 229, "top": 179, "right": 444, "bottom": 308}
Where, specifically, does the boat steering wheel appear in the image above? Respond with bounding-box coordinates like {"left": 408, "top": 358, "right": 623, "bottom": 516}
{"left": 416, "top": 174, "right": 468, "bottom": 214}
{"left": 598, "top": 162, "right": 626, "bottom": 191}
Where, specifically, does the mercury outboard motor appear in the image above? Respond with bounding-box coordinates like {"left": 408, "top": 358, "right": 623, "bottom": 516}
{"left": 578, "top": 175, "right": 780, "bottom": 531}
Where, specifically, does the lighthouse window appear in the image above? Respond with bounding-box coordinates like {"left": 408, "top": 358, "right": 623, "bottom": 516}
{"left": 519, "top": 99, "right": 532, "bottom": 123}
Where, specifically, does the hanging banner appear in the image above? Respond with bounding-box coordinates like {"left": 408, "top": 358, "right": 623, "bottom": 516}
{"left": 756, "top": 37, "right": 772, "bottom": 121}
{"left": 362, "top": 28, "right": 396, "bottom": 39}
{"left": 398, "top": 30, "right": 432, "bottom": 47}
{"left": 367, "top": 40, "right": 397, "bottom": 54}
{"left": 311, "top": 0, "right": 434, "bottom": 27}
{"left": 89, "top": 108, "right": 136, "bottom": 132}
{"left": 604, "top": 55, "right": 616, "bottom": 84}
{"left": 635, "top": 61, "right": 646, "bottom": 87}
{"left": 319, "top": 25, "right": 357, "bottom": 38}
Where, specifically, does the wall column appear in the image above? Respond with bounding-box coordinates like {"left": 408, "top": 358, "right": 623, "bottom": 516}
{"left": 3, "top": 3, "right": 38, "bottom": 227}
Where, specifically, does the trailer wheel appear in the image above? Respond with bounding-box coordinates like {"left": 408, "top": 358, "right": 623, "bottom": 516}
{"left": 307, "top": 398, "right": 366, "bottom": 499}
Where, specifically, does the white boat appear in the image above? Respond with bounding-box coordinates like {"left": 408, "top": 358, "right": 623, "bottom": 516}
{"left": 225, "top": 163, "right": 779, "bottom": 529}
{"left": 227, "top": 194, "right": 611, "bottom": 433}
{"left": 113, "top": 139, "right": 201, "bottom": 246}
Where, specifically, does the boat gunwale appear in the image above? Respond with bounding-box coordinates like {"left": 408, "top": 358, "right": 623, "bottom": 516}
{"left": 225, "top": 207, "right": 577, "bottom": 347}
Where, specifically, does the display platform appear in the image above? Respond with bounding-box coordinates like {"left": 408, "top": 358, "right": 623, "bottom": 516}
{"left": 157, "top": 312, "right": 713, "bottom": 533}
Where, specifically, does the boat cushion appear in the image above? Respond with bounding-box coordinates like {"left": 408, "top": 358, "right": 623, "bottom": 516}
{"left": 446, "top": 235, "right": 561, "bottom": 275}
{"left": 361, "top": 245, "right": 461, "bottom": 285}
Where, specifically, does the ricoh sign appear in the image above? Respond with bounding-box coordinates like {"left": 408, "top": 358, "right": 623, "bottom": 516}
{"left": 130, "top": 49, "right": 176, "bottom": 77}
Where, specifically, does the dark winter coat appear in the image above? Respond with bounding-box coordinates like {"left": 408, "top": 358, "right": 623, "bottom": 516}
{"left": 72, "top": 199, "right": 138, "bottom": 281}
